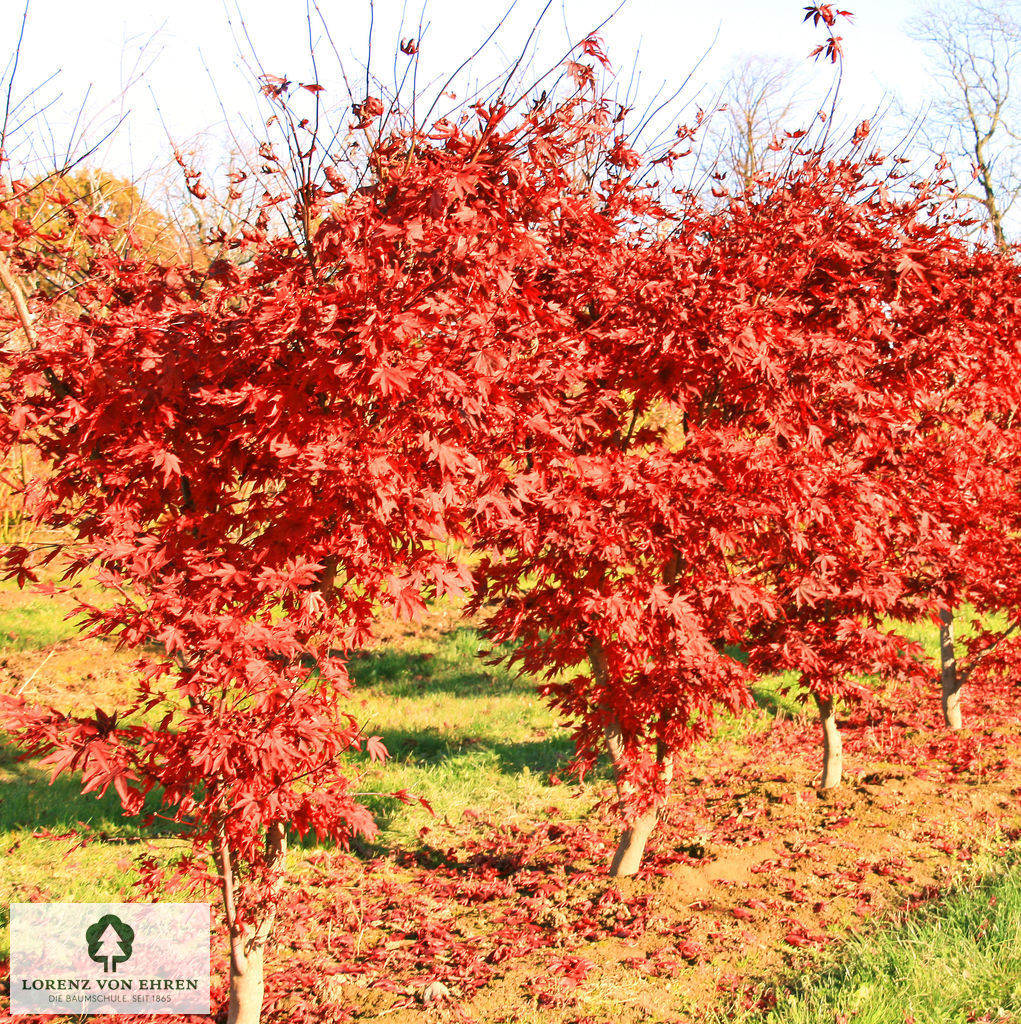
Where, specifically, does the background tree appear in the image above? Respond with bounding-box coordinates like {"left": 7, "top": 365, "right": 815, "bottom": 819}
{"left": 906, "top": 0, "right": 1021, "bottom": 729}
{"left": 706, "top": 55, "right": 803, "bottom": 191}
{"left": 908, "top": 0, "right": 1021, "bottom": 246}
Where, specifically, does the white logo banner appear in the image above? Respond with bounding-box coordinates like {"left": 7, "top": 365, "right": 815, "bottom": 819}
{"left": 10, "top": 903, "right": 210, "bottom": 1015}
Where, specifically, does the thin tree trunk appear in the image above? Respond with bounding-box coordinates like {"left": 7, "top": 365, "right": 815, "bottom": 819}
{"left": 588, "top": 639, "right": 672, "bottom": 877}
{"left": 228, "top": 946, "right": 266, "bottom": 1024}
{"left": 608, "top": 809, "right": 658, "bottom": 876}
{"left": 814, "top": 693, "right": 842, "bottom": 790}
{"left": 219, "top": 822, "right": 287, "bottom": 1024}
{"left": 0, "top": 253, "right": 69, "bottom": 398}
{"left": 606, "top": 720, "right": 661, "bottom": 876}
{"left": 940, "top": 606, "right": 963, "bottom": 730}
{"left": 0, "top": 253, "right": 37, "bottom": 352}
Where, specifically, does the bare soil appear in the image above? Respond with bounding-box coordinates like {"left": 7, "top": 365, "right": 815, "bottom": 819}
{"left": 259, "top": 679, "right": 1021, "bottom": 1024}
{"left": 4, "top": 629, "right": 1021, "bottom": 1024}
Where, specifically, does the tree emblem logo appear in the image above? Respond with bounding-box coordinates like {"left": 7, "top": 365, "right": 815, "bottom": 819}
{"left": 86, "top": 914, "right": 135, "bottom": 973}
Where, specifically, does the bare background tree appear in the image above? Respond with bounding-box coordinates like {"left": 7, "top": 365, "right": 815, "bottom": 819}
{"left": 908, "top": 0, "right": 1021, "bottom": 246}
{"left": 709, "top": 55, "right": 803, "bottom": 190}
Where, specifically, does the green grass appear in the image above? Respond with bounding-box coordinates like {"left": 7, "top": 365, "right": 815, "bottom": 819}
{"left": 0, "top": 739, "right": 190, "bottom": 958}
{"left": 723, "top": 850, "right": 1021, "bottom": 1024}
{"left": 0, "top": 600, "right": 948, "bottom": 875}
{"left": 0, "top": 592, "right": 988, "bottom": 863}
{"left": 0, "top": 744, "right": 169, "bottom": 837}
{"left": 0, "top": 570, "right": 121, "bottom": 653}
{"left": 341, "top": 627, "right": 592, "bottom": 847}
{"left": 0, "top": 594, "right": 81, "bottom": 651}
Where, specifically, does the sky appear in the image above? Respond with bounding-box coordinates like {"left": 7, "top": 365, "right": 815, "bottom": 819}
{"left": 0, "top": 0, "right": 937, "bottom": 187}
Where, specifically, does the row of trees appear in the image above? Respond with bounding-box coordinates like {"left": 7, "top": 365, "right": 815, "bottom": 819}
{"left": 693, "top": 2, "right": 1021, "bottom": 785}
{"left": 3, "top": 5, "right": 1021, "bottom": 1023}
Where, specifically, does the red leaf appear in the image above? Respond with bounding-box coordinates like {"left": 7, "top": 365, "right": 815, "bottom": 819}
{"left": 366, "top": 735, "right": 389, "bottom": 763}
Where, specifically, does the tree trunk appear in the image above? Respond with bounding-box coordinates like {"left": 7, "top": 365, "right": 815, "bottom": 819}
{"left": 220, "top": 822, "right": 287, "bottom": 1024}
{"left": 587, "top": 638, "right": 672, "bottom": 877}
{"left": 603, "top": 718, "right": 673, "bottom": 877}
{"left": 227, "top": 945, "right": 267, "bottom": 1024}
{"left": 608, "top": 800, "right": 660, "bottom": 877}
{"left": 940, "top": 606, "right": 963, "bottom": 730}
{"left": 814, "top": 693, "right": 842, "bottom": 790}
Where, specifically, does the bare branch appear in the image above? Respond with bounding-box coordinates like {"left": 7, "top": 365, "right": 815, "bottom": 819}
{"left": 1, "top": 0, "right": 31, "bottom": 163}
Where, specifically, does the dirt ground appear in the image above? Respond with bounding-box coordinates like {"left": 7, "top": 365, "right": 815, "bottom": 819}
{"left": 4, "top": 628, "right": 1021, "bottom": 1024}
{"left": 254, "top": 678, "right": 1021, "bottom": 1024}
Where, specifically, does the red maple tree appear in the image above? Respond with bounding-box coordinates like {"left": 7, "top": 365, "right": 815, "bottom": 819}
{"left": 0, "top": 47, "right": 643, "bottom": 1020}
{"left": 475, "top": 130, "right": 1017, "bottom": 873}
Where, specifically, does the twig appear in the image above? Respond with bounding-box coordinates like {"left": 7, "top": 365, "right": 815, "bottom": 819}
{"left": 418, "top": 0, "right": 522, "bottom": 132}
{"left": 14, "top": 644, "right": 56, "bottom": 697}
{"left": 1, "top": 0, "right": 31, "bottom": 164}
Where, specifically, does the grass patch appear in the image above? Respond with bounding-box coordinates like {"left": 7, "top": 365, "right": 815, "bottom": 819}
{"left": 0, "top": 594, "right": 81, "bottom": 652}
{"left": 750, "top": 672, "right": 807, "bottom": 720}
{"left": 0, "top": 744, "right": 170, "bottom": 837}
{"left": 0, "top": 570, "right": 120, "bottom": 653}
{"left": 0, "top": 741, "right": 189, "bottom": 958}
{"left": 342, "top": 627, "right": 591, "bottom": 847}
{"left": 727, "top": 852, "right": 1021, "bottom": 1023}
{"left": 0, "top": 837, "right": 189, "bottom": 960}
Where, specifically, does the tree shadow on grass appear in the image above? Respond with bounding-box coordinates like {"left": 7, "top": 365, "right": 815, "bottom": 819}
{"left": 377, "top": 729, "right": 576, "bottom": 775}
{"left": 0, "top": 742, "right": 179, "bottom": 839}
{"left": 347, "top": 627, "right": 527, "bottom": 699}
{"left": 750, "top": 685, "right": 803, "bottom": 718}
{"left": 337, "top": 730, "right": 589, "bottom": 852}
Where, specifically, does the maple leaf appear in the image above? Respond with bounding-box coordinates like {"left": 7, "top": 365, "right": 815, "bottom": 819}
{"left": 578, "top": 33, "right": 612, "bottom": 70}
{"left": 370, "top": 364, "right": 411, "bottom": 396}
{"left": 566, "top": 60, "right": 596, "bottom": 91}
{"left": 152, "top": 449, "right": 182, "bottom": 486}
{"left": 365, "top": 735, "right": 389, "bottom": 762}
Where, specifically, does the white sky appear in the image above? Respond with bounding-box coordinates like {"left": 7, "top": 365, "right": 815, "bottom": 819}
{"left": 0, "top": 0, "right": 935, "bottom": 185}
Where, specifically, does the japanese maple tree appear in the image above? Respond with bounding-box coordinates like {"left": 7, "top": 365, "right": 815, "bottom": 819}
{"left": 895, "top": 243, "right": 1021, "bottom": 731}
{"left": 716, "top": 140, "right": 998, "bottom": 788}
{"left": 473, "top": 123, "right": 1017, "bottom": 870}
{"left": 0, "top": 41, "right": 651, "bottom": 1020}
